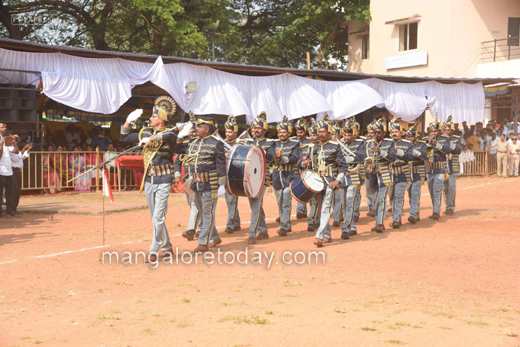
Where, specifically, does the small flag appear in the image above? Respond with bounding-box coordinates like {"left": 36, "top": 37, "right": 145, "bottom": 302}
{"left": 102, "top": 166, "right": 114, "bottom": 203}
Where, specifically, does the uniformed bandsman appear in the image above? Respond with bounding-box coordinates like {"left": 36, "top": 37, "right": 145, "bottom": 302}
{"left": 365, "top": 116, "right": 397, "bottom": 233}
{"left": 223, "top": 115, "right": 242, "bottom": 233}
{"left": 351, "top": 118, "right": 365, "bottom": 223}
{"left": 300, "top": 120, "right": 321, "bottom": 231}
{"left": 120, "top": 96, "right": 188, "bottom": 261}
{"left": 174, "top": 113, "right": 202, "bottom": 240}
{"left": 441, "top": 116, "right": 462, "bottom": 215}
{"left": 294, "top": 118, "right": 311, "bottom": 219}
{"left": 189, "top": 116, "right": 227, "bottom": 252}
{"left": 405, "top": 121, "right": 428, "bottom": 224}
{"left": 388, "top": 118, "right": 414, "bottom": 229}
{"left": 301, "top": 115, "right": 350, "bottom": 247}
{"left": 272, "top": 116, "right": 300, "bottom": 236}
{"left": 332, "top": 122, "right": 344, "bottom": 227}
{"left": 424, "top": 116, "right": 451, "bottom": 220}
{"left": 339, "top": 118, "right": 366, "bottom": 239}
{"left": 243, "top": 112, "right": 275, "bottom": 244}
{"left": 365, "top": 121, "right": 377, "bottom": 217}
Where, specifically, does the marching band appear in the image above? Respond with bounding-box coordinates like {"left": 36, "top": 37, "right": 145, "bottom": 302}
{"left": 123, "top": 96, "right": 462, "bottom": 257}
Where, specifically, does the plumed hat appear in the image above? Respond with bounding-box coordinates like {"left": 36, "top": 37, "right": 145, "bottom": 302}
{"left": 317, "top": 113, "right": 333, "bottom": 133}
{"left": 252, "top": 111, "right": 269, "bottom": 130}
{"left": 153, "top": 96, "right": 176, "bottom": 122}
{"left": 225, "top": 115, "right": 238, "bottom": 132}
{"left": 277, "top": 116, "right": 293, "bottom": 132}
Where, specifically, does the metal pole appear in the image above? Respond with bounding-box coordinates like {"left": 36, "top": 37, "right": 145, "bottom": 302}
{"left": 515, "top": 95, "right": 518, "bottom": 135}
{"left": 494, "top": 39, "right": 496, "bottom": 62}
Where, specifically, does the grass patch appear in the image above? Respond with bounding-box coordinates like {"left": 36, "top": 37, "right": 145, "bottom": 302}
{"left": 504, "top": 329, "right": 518, "bottom": 337}
{"left": 361, "top": 326, "right": 377, "bottom": 331}
{"left": 181, "top": 297, "right": 190, "bottom": 303}
{"left": 465, "top": 319, "right": 489, "bottom": 327}
{"left": 141, "top": 327, "right": 153, "bottom": 333}
{"left": 221, "top": 301, "right": 246, "bottom": 306}
{"left": 386, "top": 340, "right": 406, "bottom": 345}
{"left": 439, "top": 325, "right": 452, "bottom": 330}
{"left": 177, "top": 319, "right": 192, "bottom": 328}
{"left": 265, "top": 310, "right": 273, "bottom": 315}
{"left": 218, "top": 315, "right": 268, "bottom": 325}
{"left": 333, "top": 308, "right": 347, "bottom": 313}
{"left": 98, "top": 314, "right": 121, "bottom": 320}
{"left": 151, "top": 313, "right": 161, "bottom": 317}
{"left": 395, "top": 322, "right": 411, "bottom": 327}
{"left": 30, "top": 340, "right": 43, "bottom": 344}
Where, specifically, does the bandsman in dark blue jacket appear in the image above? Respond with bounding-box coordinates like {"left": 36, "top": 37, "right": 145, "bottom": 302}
{"left": 441, "top": 116, "right": 462, "bottom": 215}
{"left": 223, "top": 115, "right": 242, "bottom": 234}
{"left": 332, "top": 122, "right": 344, "bottom": 227}
{"left": 120, "top": 96, "right": 189, "bottom": 262}
{"left": 189, "top": 116, "right": 227, "bottom": 253}
{"left": 301, "top": 115, "right": 351, "bottom": 247}
{"left": 242, "top": 112, "right": 275, "bottom": 244}
{"left": 405, "top": 121, "right": 428, "bottom": 224}
{"left": 351, "top": 118, "right": 365, "bottom": 222}
{"left": 364, "top": 116, "right": 397, "bottom": 233}
{"left": 272, "top": 116, "right": 300, "bottom": 236}
{"left": 300, "top": 120, "right": 321, "bottom": 231}
{"left": 388, "top": 118, "right": 414, "bottom": 229}
{"left": 365, "top": 120, "right": 377, "bottom": 217}
{"left": 294, "top": 118, "right": 311, "bottom": 220}
{"left": 339, "top": 118, "right": 366, "bottom": 239}
{"left": 424, "top": 116, "right": 451, "bottom": 220}
{"left": 174, "top": 114, "right": 202, "bottom": 240}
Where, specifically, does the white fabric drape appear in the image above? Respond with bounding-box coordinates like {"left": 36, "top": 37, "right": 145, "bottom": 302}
{"left": 0, "top": 47, "right": 485, "bottom": 123}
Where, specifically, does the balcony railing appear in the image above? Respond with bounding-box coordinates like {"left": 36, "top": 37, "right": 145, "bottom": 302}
{"left": 481, "top": 36, "right": 520, "bottom": 63}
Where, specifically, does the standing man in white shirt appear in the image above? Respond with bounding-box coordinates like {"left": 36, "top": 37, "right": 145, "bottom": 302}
{"left": 11, "top": 141, "right": 31, "bottom": 216}
{"left": 0, "top": 124, "right": 21, "bottom": 217}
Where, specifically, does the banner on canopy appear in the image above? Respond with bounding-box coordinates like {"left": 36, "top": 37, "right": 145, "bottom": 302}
{"left": 0, "top": 47, "right": 485, "bottom": 124}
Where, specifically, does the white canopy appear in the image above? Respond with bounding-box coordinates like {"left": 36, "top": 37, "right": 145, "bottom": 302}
{"left": 0, "top": 47, "right": 485, "bottom": 123}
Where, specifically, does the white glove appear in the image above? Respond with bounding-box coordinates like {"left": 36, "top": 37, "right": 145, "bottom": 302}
{"left": 218, "top": 185, "right": 226, "bottom": 197}
{"left": 126, "top": 109, "right": 143, "bottom": 124}
{"left": 139, "top": 137, "right": 151, "bottom": 147}
{"left": 345, "top": 155, "right": 354, "bottom": 164}
{"left": 177, "top": 122, "right": 193, "bottom": 139}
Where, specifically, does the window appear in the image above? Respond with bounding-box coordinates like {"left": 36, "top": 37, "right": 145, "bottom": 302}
{"left": 399, "top": 22, "right": 418, "bottom": 51}
{"left": 361, "top": 34, "right": 370, "bottom": 60}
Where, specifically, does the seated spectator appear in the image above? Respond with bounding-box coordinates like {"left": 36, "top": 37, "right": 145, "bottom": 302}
{"left": 69, "top": 145, "right": 90, "bottom": 191}
{"left": 465, "top": 130, "right": 480, "bottom": 152}
{"left": 66, "top": 125, "right": 81, "bottom": 150}
{"left": 92, "top": 129, "right": 112, "bottom": 152}
{"left": 42, "top": 144, "right": 62, "bottom": 194}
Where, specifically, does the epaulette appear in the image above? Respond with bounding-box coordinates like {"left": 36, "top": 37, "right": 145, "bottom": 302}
{"left": 417, "top": 140, "right": 426, "bottom": 143}
{"left": 452, "top": 135, "right": 460, "bottom": 138}
{"left": 354, "top": 139, "right": 364, "bottom": 142}
{"left": 290, "top": 138, "right": 300, "bottom": 143}
{"left": 289, "top": 136, "right": 299, "bottom": 141}
{"left": 401, "top": 139, "right": 411, "bottom": 143}
{"left": 359, "top": 136, "right": 367, "bottom": 140}
{"left": 440, "top": 134, "right": 449, "bottom": 138}
{"left": 384, "top": 138, "right": 393, "bottom": 141}
{"left": 330, "top": 140, "right": 338, "bottom": 145}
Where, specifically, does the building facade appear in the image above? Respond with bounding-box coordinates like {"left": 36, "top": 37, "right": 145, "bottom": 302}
{"left": 348, "top": 0, "right": 520, "bottom": 79}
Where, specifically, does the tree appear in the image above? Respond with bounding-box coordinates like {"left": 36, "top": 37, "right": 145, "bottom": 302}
{"left": 0, "top": 0, "right": 371, "bottom": 70}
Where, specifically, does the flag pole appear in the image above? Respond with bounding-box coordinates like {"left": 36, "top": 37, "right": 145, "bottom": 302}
{"left": 102, "top": 168, "right": 106, "bottom": 246}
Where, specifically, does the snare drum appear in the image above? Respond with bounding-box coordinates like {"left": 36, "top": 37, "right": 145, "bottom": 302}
{"left": 225, "top": 144, "right": 266, "bottom": 198}
{"left": 289, "top": 170, "right": 324, "bottom": 203}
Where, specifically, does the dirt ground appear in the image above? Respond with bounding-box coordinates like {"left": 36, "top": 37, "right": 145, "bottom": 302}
{"left": 1, "top": 176, "right": 519, "bottom": 346}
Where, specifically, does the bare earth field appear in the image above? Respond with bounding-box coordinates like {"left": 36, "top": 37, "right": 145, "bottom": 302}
{"left": 1, "top": 176, "right": 519, "bottom": 346}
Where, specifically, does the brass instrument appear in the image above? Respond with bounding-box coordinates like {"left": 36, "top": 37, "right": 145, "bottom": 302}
{"left": 364, "top": 139, "right": 380, "bottom": 174}
{"left": 333, "top": 134, "right": 360, "bottom": 173}
{"left": 212, "top": 130, "right": 233, "bottom": 151}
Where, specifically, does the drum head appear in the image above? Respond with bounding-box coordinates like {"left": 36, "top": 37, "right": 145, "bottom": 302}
{"left": 303, "top": 170, "right": 324, "bottom": 192}
{"left": 244, "top": 146, "right": 266, "bottom": 198}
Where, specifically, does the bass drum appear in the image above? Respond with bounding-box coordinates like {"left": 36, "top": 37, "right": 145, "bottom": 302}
{"left": 290, "top": 170, "right": 325, "bottom": 203}
{"left": 225, "top": 144, "right": 266, "bottom": 198}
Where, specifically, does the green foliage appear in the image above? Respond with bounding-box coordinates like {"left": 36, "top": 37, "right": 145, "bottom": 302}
{"left": 0, "top": 0, "right": 371, "bottom": 70}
